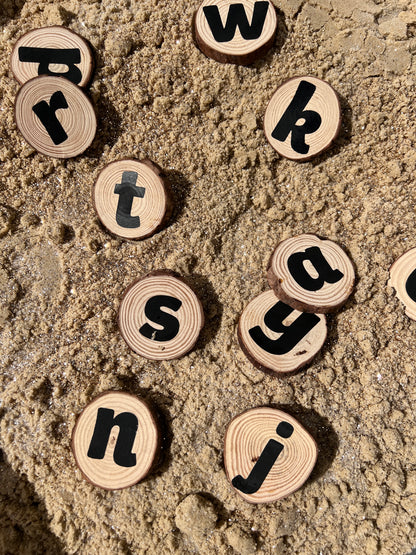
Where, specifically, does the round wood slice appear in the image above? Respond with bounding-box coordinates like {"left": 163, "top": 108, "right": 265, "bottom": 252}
{"left": 93, "top": 159, "right": 173, "bottom": 240}
{"left": 11, "top": 26, "right": 94, "bottom": 87}
{"left": 238, "top": 290, "right": 327, "bottom": 374}
{"left": 267, "top": 234, "right": 355, "bottom": 313}
{"left": 264, "top": 76, "right": 341, "bottom": 161}
{"left": 193, "top": 0, "right": 277, "bottom": 65}
{"left": 224, "top": 407, "right": 318, "bottom": 503}
{"left": 15, "top": 75, "right": 96, "bottom": 158}
{"left": 389, "top": 247, "right": 416, "bottom": 321}
{"left": 118, "top": 271, "right": 204, "bottom": 360}
{"left": 71, "top": 391, "right": 160, "bottom": 490}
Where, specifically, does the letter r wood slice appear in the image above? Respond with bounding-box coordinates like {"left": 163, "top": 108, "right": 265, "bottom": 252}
{"left": 224, "top": 407, "right": 318, "bottom": 503}
{"left": 238, "top": 290, "right": 327, "bottom": 374}
{"left": 267, "top": 234, "right": 355, "bottom": 313}
{"left": 193, "top": 0, "right": 277, "bottom": 65}
{"left": 15, "top": 75, "right": 96, "bottom": 158}
{"left": 118, "top": 271, "right": 204, "bottom": 360}
{"left": 264, "top": 76, "right": 341, "bottom": 161}
{"left": 71, "top": 391, "right": 160, "bottom": 490}
{"left": 389, "top": 247, "right": 416, "bottom": 321}
{"left": 93, "top": 159, "right": 173, "bottom": 240}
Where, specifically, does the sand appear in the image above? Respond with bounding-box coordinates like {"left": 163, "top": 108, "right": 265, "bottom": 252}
{"left": 1, "top": 0, "right": 416, "bottom": 553}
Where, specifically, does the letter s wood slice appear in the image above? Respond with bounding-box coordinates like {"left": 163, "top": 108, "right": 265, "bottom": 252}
{"left": 389, "top": 247, "right": 416, "bottom": 321}
{"left": 93, "top": 159, "right": 173, "bottom": 240}
{"left": 71, "top": 391, "right": 160, "bottom": 490}
{"left": 238, "top": 290, "right": 326, "bottom": 374}
{"left": 11, "top": 26, "right": 94, "bottom": 87}
{"left": 267, "top": 234, "right": 355, "bottom": 313}
{"left": 193, "top": 0, "right": 277, "bottom": 65}
{"left": 15, "top": 75, "right": 96, "bottom": 158}
{"left": 224, "top": 407, "right": 318, "bottom": 503}
{"left": 118, "top": 271, "right": 204, "bottom": 360}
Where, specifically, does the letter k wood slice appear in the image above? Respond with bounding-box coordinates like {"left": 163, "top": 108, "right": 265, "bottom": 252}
{"left": 193, "top": 0, "right": 277, "bottom": 64}
{"left": 118, "top": 271, "right": 204, "bottom": 360}
{"left": 389, "top": 247, "right": 416, "bottom": 321}
{"left": 224, "top": 407, "right": 318, "bottom": 503}
{"left": 71, "top": 391, "right": 161, "bottom": 490}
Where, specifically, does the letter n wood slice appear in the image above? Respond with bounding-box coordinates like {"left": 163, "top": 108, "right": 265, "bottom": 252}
{"left": 118, "top": 271, "right": 204, "bottom": 360}
{"left": 224, "top": 407, "right": 318, "bottom": 503}
{"left": 193, "top": 0, "right": 277, "bottom": 64}
{"left": 389, "top": 247, "right": 416, "bottom": 320}
{"left": 71, "top": 391, "right": 160, "bottom": 490}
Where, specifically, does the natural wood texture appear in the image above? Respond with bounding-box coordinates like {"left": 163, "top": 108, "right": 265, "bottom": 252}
{"left": 238, "top": 290, "right": 326, "bottom": 374}
{"left": 389, "top": 248, "right": 416, "bottom": 321}
{"left": 11, "top": 26, "right": 94, "bottom": 87}
{"left": 264, "top": 76, "right": 341, "bottom": 161}
{"left": 224, "top": 407, "right": 318, "bottom": 503}
{"left": 93, "top": 159, "right": 173, "bottom": 240}
{"left": 267, "top": 234, "right": 355, "bottom": 313}
{"left": 118, "top": 270, "right": 204, "bottom": 360}
{"left": 71, "top": 391, "right": 160, "bottom": 490}
{"left": 193, "top": 0, "right": 277, "bottom": 65}
{"left": 15, "top": 75, "right": 96, "bottom": 158}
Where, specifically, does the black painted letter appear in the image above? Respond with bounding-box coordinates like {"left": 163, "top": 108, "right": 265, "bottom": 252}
{"left": 406, "top": 269, "right": 416, "bottom": 302}
{"left": 32, "top": 90, "right": 69, "bottom": 145}
{"left": 287, "top": 246, "right": 344, "bottom": 292}
{"left": 203, "top": 1, "right": 269, "bottom": 42}
{"left": 19, "top": 47, "right": 82, "bottom": 84}
{"left": 139, "top": 295, "right": 182, "bottom": 342}
{"left": 114, "top": 171, "right": 145, "bottom": 228}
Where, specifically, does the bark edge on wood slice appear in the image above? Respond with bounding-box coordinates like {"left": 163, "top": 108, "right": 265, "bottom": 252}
{"left": 389, "top": 247, "right": 416, "bottom": 321}
{"left": 267, "top": 234, "right": 355, "bottom": 313}
{"left": 224, "top": 407, "right": 318, "bottom": 503}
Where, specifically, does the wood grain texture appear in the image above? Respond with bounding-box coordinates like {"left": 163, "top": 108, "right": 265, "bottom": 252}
{"left": 15, "top": 75, "right": 96, "bottom": 158}
{"left": 389, "top": 247, "right": 416, "bottom": 321}
{"left": 264, "top": 76, "right": 341, "bottom": 161}
{"left": 71, "top": 391, "right": 160, "bottom": 490}
{"left": 193, "top": 0, "right": 277, "bottom": 65}
{"left": 11, "top": 26, "right": 94, "bottom": 87}
{"left": 238, "top": 290, "right": 327, "bottom": 374}
{"left": 224, "top": 407, "right": 318, "bottom": 503}
{"left": 118, "top": 270, "right": 204, "bottom": 360}
{"left": 267, "top": 234, "right": 355, "bottom": 313}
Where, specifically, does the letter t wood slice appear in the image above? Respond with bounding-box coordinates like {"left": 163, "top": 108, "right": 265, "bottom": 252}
{"left": 71, "top": 391, "right": 161, "bottom": 490}
{"left": 389, "top": 247, "right": 416, "bottom": 320}
{"left": 224, "top": 407, "right": 318, "bottom": 503}
{"left": 118, "top": 271, "right": 204, "bottom": 360}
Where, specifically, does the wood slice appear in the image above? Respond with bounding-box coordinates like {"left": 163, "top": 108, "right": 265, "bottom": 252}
{"left": 238, "top": 290, "right": 326, "bottom": 374}
{"left": 118, "top": 271, "right": 204, "bottom": 360}
{"left": 11, "top": 26, "right": 94, "bottom": 87}
{"left": 93, "top": 159, "right": 173, "bottom": 240}
{"left": 264, "top": 76, "right": 341, "bottom": 161}
{"left": 193, "top": 0, "right": 277, "bottom": 65}
{"left": 389, "top": 248, "right": 416, "bottom": 321}
{"left": 71, "top": 391, "right": 160, "bottom": 490}
{"left": 15, "top": 75, "right": 96, "bottom": 159}
{"left": 267, "top": 234, "right": 355, "bottom": 313}
{"left": 224, "top": 407, "right": 318, "bottom": 503}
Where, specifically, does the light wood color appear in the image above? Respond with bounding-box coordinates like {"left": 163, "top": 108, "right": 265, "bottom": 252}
{"left": 193, "top": 0, "right": 277, "bottom": 65}
{"left": 238, "top": 290, "right": 326, "bottom": 374}
{"left": 267, "top": 234, "right": 355, "bottom": 313}
{"left": 11, "top": 26, "right": 94, "bottom": 87}
{"left": 71, "top": 391, "right": 160, "bottom": 490}
{"left": 15, "top": 75, "right": 96, "bottom": 158}
{"left": 93, "top": 159, "right": 173, "bottom": 240}
{"left": 224, "top": 407, "right": 318, "bottom": 503}
{"left": 118, "top": 271, "right": 204, "bottom": 360}
{"left": 264, "top": 76, "right": 341, "bottom": 161}
{"left": 389, "top": 248, "right": 416, "bottom": 321}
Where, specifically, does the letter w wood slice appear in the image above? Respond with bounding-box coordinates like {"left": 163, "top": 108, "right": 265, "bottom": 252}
{"left": 224, "top": 407, "right": 318, "bottom": 503}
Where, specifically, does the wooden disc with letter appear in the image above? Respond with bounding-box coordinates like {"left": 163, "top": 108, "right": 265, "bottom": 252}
{"left": 389, "top": 247, "right": 416, "bottom": 321}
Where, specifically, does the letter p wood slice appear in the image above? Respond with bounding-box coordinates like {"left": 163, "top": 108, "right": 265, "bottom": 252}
{"left": 224, "top": 407, "right": 318, "bottom": 503}
{"left": 389, "top": 247, "right": 416, "bottom": 321}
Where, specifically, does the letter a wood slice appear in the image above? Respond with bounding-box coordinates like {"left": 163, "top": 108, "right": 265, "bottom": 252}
{"left": 71, "top": 391, "right": 160, "bottom": 490}
{"left": 238, "top": 290, "right": 327, "bottom": 374}
{"left": 93, "top": 159, "right": 173, "bottom": 240}
{"left": 15, "top": 75, "right": 96, "bottom": 158}
{"left": 193, "top": 0, "right": 277, "bottom": 65}
{"left": 11, "top": 26, "right": 94, "bottom": 87}
{"left": 264, "top": 76, "right": 341, "bottom": 161}
{"left": 389, "top": 247, "right": 416, "bottom": 321}
{"left": 118, "top": 271, "right": 204, "bottom": 360}
{"left": 267, "top": 234, "right": 355, "bottom": 313}
{"left": 224, "top": 407, "right": 318, "bottom": 503}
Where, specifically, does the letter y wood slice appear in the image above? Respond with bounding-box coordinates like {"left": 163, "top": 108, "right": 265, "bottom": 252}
{"left": 224, "top": 407, "right": 318, "bottom": 503}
